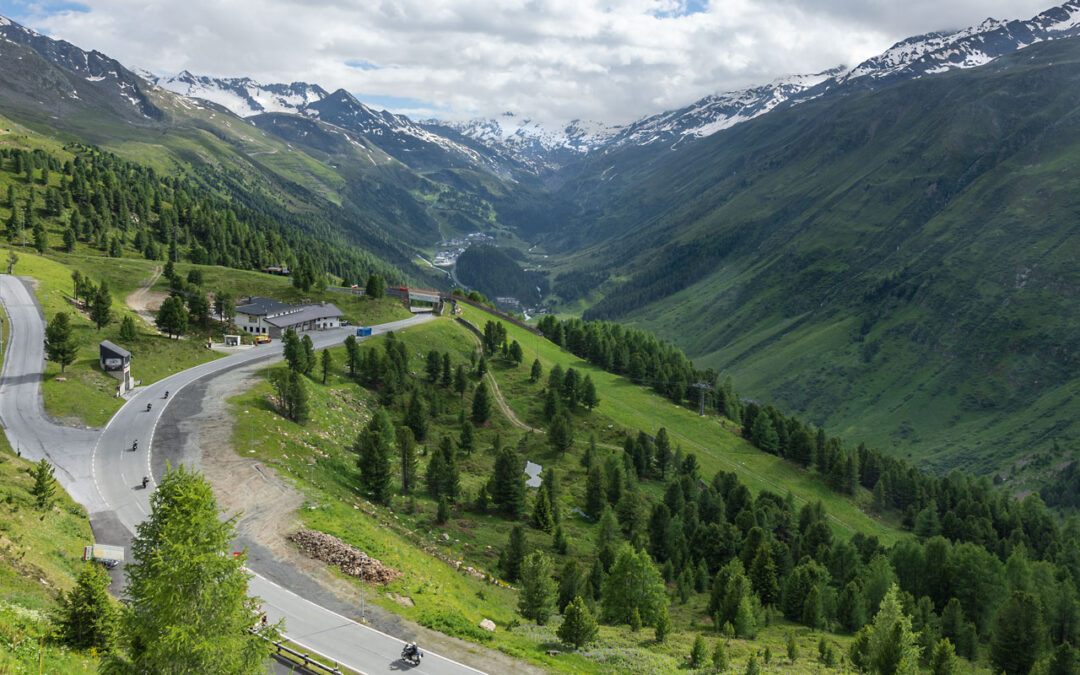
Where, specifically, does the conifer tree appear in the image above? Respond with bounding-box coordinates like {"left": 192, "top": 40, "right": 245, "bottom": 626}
{"left": 90, "top": 279, "right": 112, "bottom": 331}
{"left": 441, "top": 352, "right": 452, "bottom": 387}
{"left": 301, "top": 334, "right": 315, "bottom": 374}
{"left": 602, "top": 544, "right": 667, "bottom": 626}
{"left": 543, "top": 467, "right": 561, "bottom": 524}
{"left": 471, "top": 381, "right": 491, "bottom": 424}
{"left": 344, "top": 335, "right": 360, "bottom": 377}
{"left": 787, "top": 631, "right": 799, "bottom": 663}
{"left": 548, "top": 410, "right": 574, "bottom": 456}
{"left": 518, "top": 551, "right": 557, "bottom": 624}
{"left": 654, "top": 604, "right": 672, "bottom": 643}
{"left": 404, "top": 390, "right": 429, "bottom": 441}
{"left": 320, "top": 349, "right": 332, "bottom": 384}
{"left": 990, "top": 590, "right": 1047, "bottom": 675}
{"left": 31, "top": 458, "right": 56, "bottom": 510}
{"left": 930, "top": 638, "right": 959, "bottom": 675}
{"left": 499, "top": 525, "right": 526, "bottom": 582}
{"left": 580, "top": 374, "right": 599, "bottom": 410}
{"left": 867, "top": 585, "right": 921, "bottom": 675}
{"left": 690, "top": 634, "right": 708, "bottom": 668}
{"left": 355, "top": 409, "right": 394, "bottom": 504}
{"left": 56, "top": 563, "right": 116, "bottom": 652}
{"left": 396, "top": 426, "right": 417, "bottom": 495}
{"left": 458, "top": 420, "right": 475, "bottom": 456}
{"left": 119, "top": 314, "right": 137, "bottom": 341}
{"left": 155, "top": 296, "right": 188, "bottom": 338}
{"left": 713, "top": 640, "right": 729, "bottom": 670}
{"left": 584, "top": 465, "right": 606, "bottom": 519}
{"left": 749, "top": 542, "right": 780, "bottom": 605}
{"left": 553, "top": 524, "right": 568, "bottom": 554}
{"left": 557, "top": 596, "right": 598, "bottom": 649}
{"left": 557, "top": 561, "right": 585, "bottom": 613}
{"left": 44, "top": 311, "right": 78, "bottom": 373}
{"left": 436, "top": 495, "right": 450, "bottom": 524}
{"left": 533, "top": 487, "right": 554, "bottom": 532}
{"left": 454, "top": 364, "right": 467, "bottom": 399}
{"left": 109, "top": 465, "right": 274, "bottom": 673}
{"left": 530, "top": 358, "right": 542, "bottom": 382}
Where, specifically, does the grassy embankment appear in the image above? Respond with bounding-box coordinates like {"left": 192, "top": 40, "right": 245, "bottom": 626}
{"left": 0, "top": 436, "right": 101, "bottom": 673}
{"left": 225, "top": 312, "right": 947, "bottom": 674}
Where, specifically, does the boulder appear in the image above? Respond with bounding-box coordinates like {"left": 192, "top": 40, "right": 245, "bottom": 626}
{"left": 479, "top": 619, "right": 496, "bottom": 632}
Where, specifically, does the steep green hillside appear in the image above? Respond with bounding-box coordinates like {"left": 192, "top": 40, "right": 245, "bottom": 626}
{"left": 560, "top": 37, "right": 1080, "bottom": 476}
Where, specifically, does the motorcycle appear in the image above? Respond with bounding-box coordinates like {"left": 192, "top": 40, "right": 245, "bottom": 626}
{"left": 131, "top": 440, "right": 138, "bottom": 452}
{"left": 146, "top": 402, "right": 152, "bottom": 412}
{"left": 401, "top": 643, "right": 422, "bottom": 665}
{"left": 164, "top": 390, "right": 169, "bottom": 399}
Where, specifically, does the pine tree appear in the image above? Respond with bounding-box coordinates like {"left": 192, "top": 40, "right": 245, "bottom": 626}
{"left": 355, "top": 409, "right": 394, "bottom": 505}
{"left": 557, "top": 561, "right": 585, "bottom": 613}
{"left": 57, "top": 563, "right": 117, "bottom": 651}
{"left": 867, "top": 585, "right": 921, "bottom": 675}
{"left": 532, "top": 487, "right": 554, "bottom": 532}
{"left": 749, "top": 542, "right": 780, "bottom": 605}
{"left": 744, "top": 651, "right": 760, "bottom": 675}
{"left": 801, "top": 584, "right": 824, "bottom": 629}
{"left": 454, "top": 364, "right": 467, "bottom": 399}
{"left": 491, "top": 444, "right": 526, "bottom": 518}
{"left": 30, "top": 458, "right": 56, "bottom": 511}
{"left": 530, "top": 358, "right": 542, "bottom": 383}
{"left": 787, "top": 631, "right": 799, "bottom": 663}
{"left": 436, "top": 496, "right": 451, "bottom": 524}
{"left": 44, "top": 311, "right": 78, "bottom": 373}
{"left": 471, "top": 381, "right": 491, "bottom": 424}
{"left": 713, "top": 640, "right": 729, "bottom": 670}
{"left": 155, "top": 295, "right": 187, "bottom": 338}
{"left": 90, "top": 279, "right": 112, "bottom": 330}
{"left": 404, "top": 390, "right": 429, "bottom": 441}
{"left": 441, "top": 353, "right": 452, "bottom": 387}
{"left": 990, "top": 590, "right": 1047, "bottom": 675}
{"left": 584, "top": 465, "right": 606, "bottom": 519}
{"left": 629, "top": 606, "right": 642, "bottom": 631}
{"left": 680, "top": 634, "right": 705, "bottom": 668}
{"left": 458, "top": 420, "right": 475, "bottom": 456}
{"left": 109, "top": 465, "right": 274, "bottom": 673}
{"left": 119, "top": 314, "right": 137, "bottom": 341}
{"left": 300, "top": 334, "right": 315, "bottom": 374}
{"left": 320, "top": 349, "right": 332, "bottom": 384}
{"left": 518, "top": 551, "right": 557, "bottom": 624}
{"left": 557, "top": 596, "right": 598, "bottom": 649}
{"left": 1048, "top": 642, "right": 1079, "bottom": 675}
{"left": 654, "top": 604, "right": 672, "bottom": 643}
{"left": 499, "top": 525, "right": 526, "bottom": 582}
{"left": 930, "top": 638, "right": 959, "bottom": 675}
{"left": 602, "top": 544, "right": 667, "bottom": 626}
{"left": 580, "top": 374, "right": 599, "bottom": 410}
{"left": 344, "top": 335, "right": 360, "bottom": 377}
{"left": 396, "top": 426, "right": 417, "bottom": 495}
{"left": 543, "top": 467, "right": 561, "bottom": 524}
{"left": 548, "top": 410, "right": 574, "bottom": 456}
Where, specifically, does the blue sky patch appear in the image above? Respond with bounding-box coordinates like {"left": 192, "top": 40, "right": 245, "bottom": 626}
{"left": 345, "top": 59, "right": 380, "bottom": 71}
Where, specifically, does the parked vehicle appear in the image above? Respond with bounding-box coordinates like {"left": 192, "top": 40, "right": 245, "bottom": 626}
{"left": 84, "top": 543, "right": 124, "bottom": 569}
{"left": 255, "top": 335, "right": 271, "bottom": 344}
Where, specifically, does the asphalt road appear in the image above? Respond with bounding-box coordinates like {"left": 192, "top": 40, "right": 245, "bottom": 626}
{"left": 0, "top": 275, "right": 482, "bottom": 675}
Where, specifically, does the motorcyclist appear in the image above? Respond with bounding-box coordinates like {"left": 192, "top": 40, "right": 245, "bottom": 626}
{"left": 141, "top": 476, "right": 149, "bottom": 488}
{"left": 146, "top": 402, "right": 152, "bottom": 412}
{"left": 164, "top": 390, "right": 169, "bottom": 399}
{"left": 131, "top": 439, "right": 138, "bottom": 451}
{"left": 402, "top": 641, "right": 421, "bottom": 661}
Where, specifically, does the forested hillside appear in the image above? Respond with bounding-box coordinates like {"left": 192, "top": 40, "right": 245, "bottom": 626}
{"left": 0, "top": 135, "right": 404, "bottom": 286}
{"left": 548, "top": 36, "right": 1080, "bottom": 476}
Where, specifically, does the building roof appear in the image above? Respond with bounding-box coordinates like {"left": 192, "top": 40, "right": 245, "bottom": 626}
{"left": 235, "top": 296, "right": 291, "bottom": 316}
{"left": 264, "top": 303, "right": 344, "bottom": 328}
{"left": 99, "top": 340, "right": 131, "bottom": 359}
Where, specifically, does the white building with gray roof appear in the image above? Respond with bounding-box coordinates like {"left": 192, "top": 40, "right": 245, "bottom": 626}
{"left": 235, "top": 296, "right": 344, "bottom": 338}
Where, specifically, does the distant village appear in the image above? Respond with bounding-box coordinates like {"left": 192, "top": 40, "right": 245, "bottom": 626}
{"left": 432, "top": 232, "right": 494, "bottom": 266}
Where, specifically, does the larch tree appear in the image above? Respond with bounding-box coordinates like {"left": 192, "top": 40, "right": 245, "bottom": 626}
{"left": 44, "top": 311, "right": 78, "bottom": 373}
{"left": 108, "top": 465, "right": 275, "bottom": 673}
{"left": 518, "top": 551, "right": 557, "bottom": 625}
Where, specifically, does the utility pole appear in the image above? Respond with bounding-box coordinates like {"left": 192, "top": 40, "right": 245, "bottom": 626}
{"left": 307, "top": 462, "right": 314, "bottom": 508}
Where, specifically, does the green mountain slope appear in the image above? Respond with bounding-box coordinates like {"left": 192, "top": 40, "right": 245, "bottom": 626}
{"left": 562, "top": 38, "right": 1080, "bottom": 475}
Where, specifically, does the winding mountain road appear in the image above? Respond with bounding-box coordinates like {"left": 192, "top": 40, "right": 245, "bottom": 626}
{"left": 0, "top": 274, "right": 484, "bottom": 675}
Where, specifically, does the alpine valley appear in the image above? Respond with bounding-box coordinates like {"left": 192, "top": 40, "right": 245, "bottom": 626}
{"left": 3, "top": 0, "right": 1080, "bottom": 489}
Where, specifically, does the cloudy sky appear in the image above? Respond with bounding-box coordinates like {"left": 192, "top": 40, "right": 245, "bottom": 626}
{"left": 0, "top": 0, "right": 1058, "bottom": 124}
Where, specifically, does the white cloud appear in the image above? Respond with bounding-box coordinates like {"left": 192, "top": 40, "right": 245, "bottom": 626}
{"left": 23, "top": 0, "right": 1057, "bottom": 124}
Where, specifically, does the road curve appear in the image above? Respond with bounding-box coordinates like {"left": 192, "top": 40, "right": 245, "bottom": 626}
{"left": 0, "top": 275, "right": 484, "bottom": 675}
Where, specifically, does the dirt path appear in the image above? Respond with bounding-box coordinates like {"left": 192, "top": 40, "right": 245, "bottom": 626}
{"left": 125, "top": 265, "right": 166, "bottom": 330}
{"left": 198, "top": 364, "right": 541, "bottom": 675}
{"left": 463, "top": 331, "right": 541, "bottom": 434}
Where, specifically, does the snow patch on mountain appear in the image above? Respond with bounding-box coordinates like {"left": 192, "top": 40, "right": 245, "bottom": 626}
{"left": 151, "top": 71, "right": 327, "bottom": 117}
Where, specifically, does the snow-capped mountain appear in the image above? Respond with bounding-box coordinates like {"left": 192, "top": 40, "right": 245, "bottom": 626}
{"left": 150, "top": 71, "right": 326, "bottom": 117}
{"left": 436, "top": 113, "right": 621, "bottom": 167}
{"left": 0, "top": 14, "right": 159, "bottom": 119}
{"left": 837, "top": 0, "right": 1080, "bottom": 86}
{"left": 445, "top": 0, "right": 1080, "bottom": 164}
